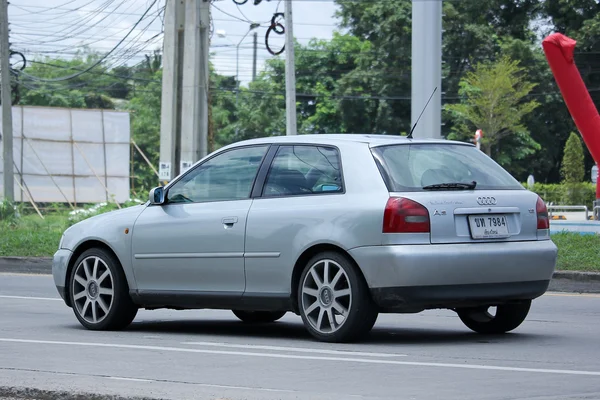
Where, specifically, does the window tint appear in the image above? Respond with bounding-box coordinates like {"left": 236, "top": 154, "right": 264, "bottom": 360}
{"left": 263, "top": 145, "right": 343, "bottom": 197}
{"left": 167, "top": 146, "right": 268, "bottom": 203}
{"left": 372, "top": 144, "right": 523, "bottom": 192}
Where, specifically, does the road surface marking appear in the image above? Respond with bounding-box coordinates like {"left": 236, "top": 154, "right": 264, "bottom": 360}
{"left": 1, "top": 338, "right": 600, "bottom": 377}
{"left": 108, "top": 377, "right": 153, "bottom": 383}
{"left": 183, "top": 341, "right": 407, "bottom": 357}
{"left": 546, "top": 292, "right": 600, "bottom": 298}
{"left": 0, "top": 295, "right": 62, "bottom": 301}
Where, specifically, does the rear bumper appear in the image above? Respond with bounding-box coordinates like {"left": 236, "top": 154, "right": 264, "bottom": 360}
{"left": 349, "top": 240, "right": 557, "bottom": 309}
{"left": 371, "top": 280, "right": 549, "bottom": 311}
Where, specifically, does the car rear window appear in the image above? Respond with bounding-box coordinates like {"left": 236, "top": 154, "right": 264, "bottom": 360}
{"left": 371, "top": 144, "right": 524, "bottom": 192}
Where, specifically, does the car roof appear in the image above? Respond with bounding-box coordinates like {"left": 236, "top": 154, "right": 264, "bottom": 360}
{"left": 232, "top": 134, "right": 473, "bottom": 148}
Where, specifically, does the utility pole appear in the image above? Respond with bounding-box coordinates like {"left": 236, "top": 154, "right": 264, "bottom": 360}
{"left": 1, "top": 0, "right": 13, "bottom": 201}
{"left": 252, "top": 31, "right": 258, "bottom": 81}
{"left": 180, "top": 0, "right": 209, "bottom": 173}
{"left": 159, "top": 0, "right": 210, "bottom": 182}
{"left": 284, "top": 0, "right": 297, "bottom": 136}
{"left": 159, "top": 0, "right": 184, "bottom": 183}
{"left": 411, "top": 0, "right": 442, "bottom": 139}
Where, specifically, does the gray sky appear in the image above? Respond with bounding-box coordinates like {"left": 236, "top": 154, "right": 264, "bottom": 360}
{"left": 8, "top": 0, "right": 340, "bottom": 85}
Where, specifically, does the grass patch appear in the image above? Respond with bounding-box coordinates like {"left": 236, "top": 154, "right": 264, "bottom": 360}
{"left": 552, "top": 232, "right": 600, "bottom": 272}
{"left": 0, "top": 214, "right": 67, "bottom": 257}
{"left": 1, "top": 199, "right": 143, "bottom": 257}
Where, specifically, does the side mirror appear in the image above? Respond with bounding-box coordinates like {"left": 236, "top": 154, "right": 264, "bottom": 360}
{"left": 149, "top": 187, "right": 165, "bottom": 205}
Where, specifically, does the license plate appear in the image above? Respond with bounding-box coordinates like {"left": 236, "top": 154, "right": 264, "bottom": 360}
{"left": 468, "top": 214, "right": 510, "bottom": 239}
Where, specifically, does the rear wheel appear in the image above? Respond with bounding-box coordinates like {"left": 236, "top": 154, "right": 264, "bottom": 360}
{"left": 298, "top": 251, "right": 378, "bottom": 343}
{"left": 232, "top": 310, "right": 287, "bottom": 323}
{"left": 457, "top": 301, "right": 531, "bottom": 334}
{"left": 69, "top": 248, "right": 138, "bottom": 330}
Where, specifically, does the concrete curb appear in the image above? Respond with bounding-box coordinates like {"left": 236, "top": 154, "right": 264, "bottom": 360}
{"left": 0, "top": 257, "right": 53, "bottom": 275}
{"left": 1, "top": 257, "right": 600, "bottom": 293}
{"left": 0, "top": 387, "right": 162, "bottom": 400}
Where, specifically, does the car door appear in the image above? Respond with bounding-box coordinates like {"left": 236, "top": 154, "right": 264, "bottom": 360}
{"left": 131, "top": 145, "right": 270, "bottom": 295}
{"left": 244, "top": 144, "right": 345, "bottom": 297}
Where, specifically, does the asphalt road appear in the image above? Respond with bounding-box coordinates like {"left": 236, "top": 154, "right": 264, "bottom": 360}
{"left": 1, "top": 274, "right": 600, "bottom": 400}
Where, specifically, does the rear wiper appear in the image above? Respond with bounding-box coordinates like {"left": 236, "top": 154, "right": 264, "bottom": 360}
{"left": 422, "top": 181, "right": 477, "bottom": 191}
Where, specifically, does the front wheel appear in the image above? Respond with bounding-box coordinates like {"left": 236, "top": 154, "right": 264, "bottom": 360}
{"left": 232, "top": 310, "right": 287, "bottom": 323}
{"left": 69, "top": 248, "right": 138, "bottom": 330}
{"left": 298, "top": 252, "right": 378, "bottom": 343}
{"left": 457, "top": 301, "right": 532, "bottom": 334}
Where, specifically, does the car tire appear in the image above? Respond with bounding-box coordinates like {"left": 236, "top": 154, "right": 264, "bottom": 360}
{"left": 457, "top": 300, "right": 532, "bottom": 334}
{"left": 297, "top": 251, "right": 378, "bottom": 343}
{"left": 232, "top": 310, "right": 287, "bottom": 323}
{"left": 69, "top": 248, "right": 138, "bottom": 331}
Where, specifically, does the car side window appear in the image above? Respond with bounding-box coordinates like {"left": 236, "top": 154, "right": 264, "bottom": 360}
{"left": 263, "top": 145, "right": 343, "bottom": 197}
{"left": 167, "top": 145, "right": 268, "bottom": 204}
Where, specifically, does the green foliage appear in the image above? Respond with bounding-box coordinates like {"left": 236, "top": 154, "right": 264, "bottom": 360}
{"left": 0, "top": 200, "right": 18, "bottom": 223}
{"left": 528, "top": 183, "right": 596, "bottom": 208}
{"left": 445, "top": 56, "right": 540, "bottom": 163}
{"left": 551, "top": 232, "right": 600, "bottom": 272}
{"left": 128, "top": 70, "right": 163, "bottom": 193}
{"left": 0, "top": 200, "right": 145, "bottom": 257}
{"left": 17, "top": 49, "right": 127, "bottom": 109}
{"left": 561, "top": 132, "right": 585, "bottom": 183}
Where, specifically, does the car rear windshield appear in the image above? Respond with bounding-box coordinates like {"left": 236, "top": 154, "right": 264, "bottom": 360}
{"left": 371, "top": 143, "right": 524, "bottom": 192}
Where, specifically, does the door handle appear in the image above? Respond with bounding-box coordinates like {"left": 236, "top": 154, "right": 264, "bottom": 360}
{"left": 222, "top": 217, "right": 238, "bottom": 226}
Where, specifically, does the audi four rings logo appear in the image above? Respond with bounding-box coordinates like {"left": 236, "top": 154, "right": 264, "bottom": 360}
{"left": 477, "top": 197, "right": 497, "bottom": 205}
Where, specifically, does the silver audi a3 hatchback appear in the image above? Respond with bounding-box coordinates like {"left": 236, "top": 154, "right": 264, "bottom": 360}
{"left": 52, "top": 134, "right": 558, "bottom": 342}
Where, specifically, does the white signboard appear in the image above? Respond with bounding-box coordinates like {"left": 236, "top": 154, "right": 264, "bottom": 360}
{"left": 0, "top": 105, "right": 130, "bottom": 203}
{"left": 592, "top": 165, "right": 598, "bottom": 184}
{"left": 180, "top": 161, "right": 193, "bottom": 174}
{"left": 159, "top": 162, "right": 171, "bottom": 181}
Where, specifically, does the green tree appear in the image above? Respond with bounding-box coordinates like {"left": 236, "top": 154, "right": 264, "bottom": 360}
{"left": 561, "top": 132, "right": 585, "bottom": 183}
{"left": 444, "top": 56, "right": 540, "bottom": 165}
{"left": 128, "top": 70, "right": 162, "bottom": 194}
{"left": 216, "top": 33, "right": 366, "bottom": 146}
{"left": 16, "top": 50, "right": 128, "bottom": 109}
{"left": 334, "top": 0, "right": 412, "bottom": 134}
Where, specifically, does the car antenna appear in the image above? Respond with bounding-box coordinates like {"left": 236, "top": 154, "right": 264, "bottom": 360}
{"left": 407, "top": 87, "right": 438, "bottom": 139}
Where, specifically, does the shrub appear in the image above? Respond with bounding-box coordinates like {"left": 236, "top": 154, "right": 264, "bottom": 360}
{"left": 0, "top": 200, "right": 19, "bottom": 222}
{"left": 527, "top": 182, "right": 596, "bottom": 208}
{"left": 561, "top": 132, "right": 585, "bottom": 183}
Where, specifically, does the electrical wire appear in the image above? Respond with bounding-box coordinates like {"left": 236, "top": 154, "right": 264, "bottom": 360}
{"left": 16, "top": 0, "right": 160, "bottom": 83}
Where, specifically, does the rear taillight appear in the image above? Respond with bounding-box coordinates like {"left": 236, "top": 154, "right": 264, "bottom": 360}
{"left": 383, "top": 197, "right": 430, "bottom": 233}
{"left": 536, "top": 196, "right": 549, "bottom": 230}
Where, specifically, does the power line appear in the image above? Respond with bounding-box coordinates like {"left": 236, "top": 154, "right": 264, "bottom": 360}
{"left": 17, "top": 0, "right": 160, "bottom": 82}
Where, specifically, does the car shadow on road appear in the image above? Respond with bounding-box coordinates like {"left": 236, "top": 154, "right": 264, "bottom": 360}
{"left": 119, "top": 317, "right": 549, "bottom": 346}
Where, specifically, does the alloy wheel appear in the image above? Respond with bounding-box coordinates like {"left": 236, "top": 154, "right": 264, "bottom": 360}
{"left": 301, "top": 259, "right": 352, "bottom": 334}
{"left": 72, "top": 256, "right": 114, "bottom": 324}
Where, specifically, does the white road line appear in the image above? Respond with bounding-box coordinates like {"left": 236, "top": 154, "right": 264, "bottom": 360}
{"left": 183, "top": 341, "right": 407, "bottom": 357}
{"left": 1, "top": 338, "right": 599, "bottom": 377}
{"left": 546, "top": 292, "right": 600, "bottom": 298}
{"left": 0, "top": 295, "right": 62, "bottom": 301}
{"left": 107, "top": 377, "right": 153, "bottom": 383}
